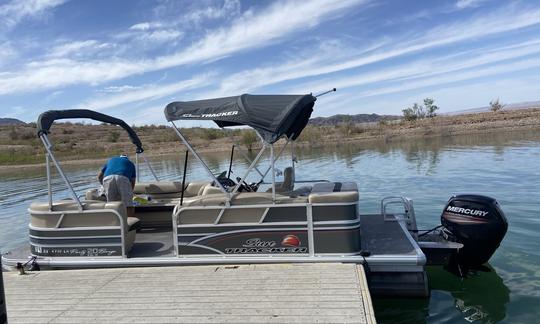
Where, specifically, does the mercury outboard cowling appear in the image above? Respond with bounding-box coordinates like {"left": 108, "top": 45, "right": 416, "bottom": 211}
{"left": 441, "top": 194, "right": 508, "bottom": 268}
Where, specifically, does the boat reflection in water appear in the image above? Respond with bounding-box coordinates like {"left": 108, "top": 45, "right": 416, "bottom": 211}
{"left": 429, "top": 265, "right": 510, "bottom": 323}
{"left": 373, "top": 265, "right": 510, "bottom": 323}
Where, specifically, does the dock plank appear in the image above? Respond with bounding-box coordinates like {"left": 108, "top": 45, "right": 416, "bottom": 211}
{"left": 4, "top": 263, "right": 376, "bottom": 324}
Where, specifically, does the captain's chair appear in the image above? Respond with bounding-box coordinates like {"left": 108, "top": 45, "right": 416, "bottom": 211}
{"left": 267, "top": 167, "right": 294, "bottom": 193}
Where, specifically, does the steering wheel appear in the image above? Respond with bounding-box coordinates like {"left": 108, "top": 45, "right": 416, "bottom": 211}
{"left": 214, "top": 171, "right": 236, "bottom": 189}
{"left": 236, "top": 177, "right": 261, "bottom": 192}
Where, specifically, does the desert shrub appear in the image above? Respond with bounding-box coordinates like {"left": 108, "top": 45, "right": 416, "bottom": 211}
{"left": 490, "top": 98, "right": 505, "bottom": 112}
{"left": 299, "top": 125, "right": 324, "bottom": 145}
{"left": 403, "top": 98, "right": 439, "bottom": 121}
{"left": 241, "top": 130, "right": 258, "bottom": 151}
{"left": 8, "top": 127, "right": 18, "bottom": 140}
{"left": 107, "top": 130, "right": 120, "bottom": 142}
{"left": 338, "top": 122, "right": 365, "bottom": 135}
{"left": 424, "top": 98, "right": 439, "bottom": 117}
{"left": 200, "top": 128, "right": 225, "bottom": 140}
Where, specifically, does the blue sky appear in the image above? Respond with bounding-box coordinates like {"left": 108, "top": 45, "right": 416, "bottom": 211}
{"left": 1, "top": 0, "right": 540, "bottom": 125}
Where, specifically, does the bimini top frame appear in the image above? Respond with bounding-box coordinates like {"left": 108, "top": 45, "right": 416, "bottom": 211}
{"left": 165, "top": 92, "right": 332, "bottom": 204}
{"left": 36, "top": 109, "right": 159, "bottom": 211}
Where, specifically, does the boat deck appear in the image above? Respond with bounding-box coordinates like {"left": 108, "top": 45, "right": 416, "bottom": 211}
{"left": 3, "top": 263, "right": 376, "bottom": 324}
{"left": 129, "top": 227, "right": 175, "bottom": 258}
{"left": 360, "top": 214, "right": 417, "bottom": 256}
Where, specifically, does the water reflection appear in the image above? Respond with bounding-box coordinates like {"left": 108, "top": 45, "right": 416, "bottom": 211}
{"left": 374, "top": 265, "right": 510, "bottom": 324}
{"left": 292, "top": 129, "right": 540, "bottom": 177}
{"left": 429, "top": 265, "right": 510, "bottom": 323}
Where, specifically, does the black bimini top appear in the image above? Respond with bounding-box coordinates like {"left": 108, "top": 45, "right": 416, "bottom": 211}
{"left": 164, "top": 94, "right": 316, "bottom": 144}
{"left": 37, "top": 109, "right": 144, "bottom": 153}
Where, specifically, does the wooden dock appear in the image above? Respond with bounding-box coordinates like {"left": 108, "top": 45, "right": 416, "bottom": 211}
{"left": 3, "top": 263, "right": 376, "bottom": 324}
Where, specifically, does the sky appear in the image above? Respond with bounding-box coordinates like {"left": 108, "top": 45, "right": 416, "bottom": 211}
{"left": 0, "top": 0, "right": 540, "bottom": 126}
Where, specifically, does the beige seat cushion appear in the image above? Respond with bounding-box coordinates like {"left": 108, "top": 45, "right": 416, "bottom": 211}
{"left": 134, "top": 182, "right": 183, "bottom": 194}
{"left": 134, "top": 181, "right": 209, "bottom": 198}
{"left": 85, "top": 188, "right": 107, "bottom": 201}
{"left": 29, "top": 200, "right": 141, "bottom": 230}
{"left": 30, "top": 200, "right": 140, "bottom": 254}
{"left": 200, "top": 184, "right": 224, "bottom": 196}
{"left": 182, "top": 192, "right": 308, "bottom": 207}
{"left": 308, "top": 191, "right": 359, "bottom": 203}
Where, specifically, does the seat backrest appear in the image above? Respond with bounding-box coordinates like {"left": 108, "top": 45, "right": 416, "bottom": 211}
{"left": 85, "top": 188, "right": 107, "bottom": 201}
{"left": 308, "top": 191, "right": 359, "bottom": 203}
{"left": 279, "top": 167, "right": 294, "bottom": 192}
{"left": 134, "top": 181, "right": 209, "bottom": 199}
{"left": 29, "top": 200, "right": 128, "bottom": 229}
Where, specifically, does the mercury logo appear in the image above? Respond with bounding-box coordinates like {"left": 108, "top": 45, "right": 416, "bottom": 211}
{"left": 446, "top": 206, "right": 489, "bottom": 217}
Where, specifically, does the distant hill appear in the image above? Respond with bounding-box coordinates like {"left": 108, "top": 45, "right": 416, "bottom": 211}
{"left": 0, "top": 118, "right": 25, "bottom": 126}
{"left": 445, "top": 100, "right": 540, "bottom": 116}
{"left": 309, "top": 113, "right": 400, "bottom": 126}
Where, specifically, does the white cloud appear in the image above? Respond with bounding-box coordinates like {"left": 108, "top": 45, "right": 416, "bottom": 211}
{"left": 99, "top": 85, "right": 142, "bottom": 93}
{"left": 292, "top": 39, "right": 540, "bottom": 94}
{"left": 202, "top": 6, "right": 540, "bottom": 97}
{"left": 72, "top": 74, "right": 212, "bottom": 112}
{"left": 154, "top": 0, "right": 366, "bottom": 67}
{"left": 0, "top": 0, "right": 366, "bottom": 95}
{"left": 138, "top": 29, "right": 183, "bottom": 43}
{"left": 47, "top": 40, "right": 115, "bottom": 58}
{"left": 129, "top": 22, "right": 152, "bottom": 31}
{"left": 0, "top": 42, "right": 17, "bottom": 66}
{"left": 0, "top": 0, "right": 67, "bottom": 29}
{"left": 332, "top": 58, "right": 540, "bottom": 105}
{"left": 125, "top": 22, "right": 182, "bottom": 44}
{"left": 183, "top": 0, "right": 241, "bottom": 25}
{"left": 456, "top": 0, "right": 486, "bottom": 10}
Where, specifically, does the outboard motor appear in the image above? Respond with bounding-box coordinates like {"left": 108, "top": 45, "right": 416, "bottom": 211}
{"left": 441, "top": 194, "right": 508, "bottom": 269}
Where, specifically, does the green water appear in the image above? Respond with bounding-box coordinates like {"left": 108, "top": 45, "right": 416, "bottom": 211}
{"left": 1, "top": 129, "right": 539, "bottom": 323}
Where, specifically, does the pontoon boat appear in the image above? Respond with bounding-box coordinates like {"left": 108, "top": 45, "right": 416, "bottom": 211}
{"left": 2, "top": 94, "right": 508, "bottom": 297}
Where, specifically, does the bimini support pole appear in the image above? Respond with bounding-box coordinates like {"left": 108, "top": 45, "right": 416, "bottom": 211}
{"left": 140, "top": 152, "right": 159, "bottom": 181}
{"left": 291, "top": 140, "right": 296, "bottom": 183}
{"left": 40, "top": 134, "right": 83, "bottom": 211}
{"left": 270, "top": 144, "right": 276, "bottom": 202}
{"left": 170, "top": 121, "right": 228, "bottom": 196}
{"left": 46, "top": 153, "right": 53, "bottom": 211}
{"left": 260, "top": 140, "right": 290, "bottom": 181}
{"left": 225, "top": 133, "right": 265, "bottom": 178}
{"left": 231, "top": 145, "right": 267, "bottom": 194}
{"left": 180, "top": 150, "right": 188, "bottom": 206}
{"left": 235, "top": 145, "right": 265, "bottom": 178}
{"left": 135, "top": 153, "right": 140, "bottom": 182}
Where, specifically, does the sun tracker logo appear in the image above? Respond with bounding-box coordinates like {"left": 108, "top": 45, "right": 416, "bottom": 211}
{"left": 281, "top": 235, "right": 300, "bottom": 247}
{"left": 201, "top": 111, "right": 239, "bottom": 118}
{"left": 224, "top": 235, "right": 307, "bottom": 254}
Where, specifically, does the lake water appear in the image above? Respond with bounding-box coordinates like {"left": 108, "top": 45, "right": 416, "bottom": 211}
{"left": 1, "top": 130, "right": 539, "bottom": 323}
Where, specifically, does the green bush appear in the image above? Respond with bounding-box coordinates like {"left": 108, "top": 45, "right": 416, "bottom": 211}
{"left": 241, "top": 130, "right": 258, "bottom": 151}
{"left": 403, "top": 98, "right": 439, "bottom": 121}
{"left": 107, "top": 131, "right": 120, "bottom": 142}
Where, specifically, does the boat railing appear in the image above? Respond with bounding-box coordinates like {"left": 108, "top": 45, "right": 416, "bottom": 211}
{"left": 28, "top": 207, "right": 128, "bottom": 258}
{"left": 173, "top": 201, "right": 359, "bottom": 258}
{"left": 381, "top": 196, "right": 418, "bottom": 240}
